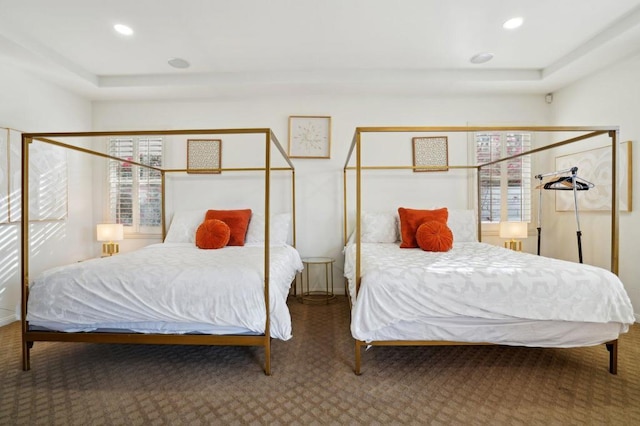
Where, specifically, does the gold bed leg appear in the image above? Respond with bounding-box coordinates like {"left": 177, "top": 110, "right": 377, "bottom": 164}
{"left": 606, "top": 340, "right": 618, "bottom": 375}
{"left": 264, "top": 337, "right": 271, "bottom": 376}
{"left": 355, "top": 340, "right": 363, "bottom": 375}
{"left": 22, "top": 339, "right": 31, "bottom": 371}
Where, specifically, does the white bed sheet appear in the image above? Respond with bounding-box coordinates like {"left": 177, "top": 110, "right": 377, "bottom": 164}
{"left": 344, "top": 242, "right": 635, "bottom": 345}
{"left": 27, "top": 243, "right": 303, "bottom": 340}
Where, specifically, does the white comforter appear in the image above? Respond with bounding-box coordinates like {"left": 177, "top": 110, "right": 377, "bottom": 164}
{"left": 27, "top": 243, "right": 303, "bottom": 340}
{"left": 344, "top": 242, "right": 635, "bottom": 342}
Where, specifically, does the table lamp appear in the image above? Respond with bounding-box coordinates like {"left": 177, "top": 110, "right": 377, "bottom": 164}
{"left": 499, "top": 221, "right": 528, "bottom": 251}
{"left": 96, "top": 223, "right": 124, "bottom": 256}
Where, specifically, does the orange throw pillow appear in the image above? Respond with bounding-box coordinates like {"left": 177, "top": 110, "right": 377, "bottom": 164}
{"left": 398, "top": 207, "right": 448, "bottom": 248}
{"left": 205, "top": 209, "right": 252, "bottom": 246}
{"left": 195, "top": 219, "right": 231, "bottom": 249}
{"left": 416, "top": 221, "right": 453, "bottom": 252}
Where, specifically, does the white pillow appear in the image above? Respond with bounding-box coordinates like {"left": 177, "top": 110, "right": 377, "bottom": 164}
{"left": 245, "top": 213, "right": 291, "bottom": 245}
{"left": 164, "top": 209, "right": 207, "bottom": 243}
{"left": 362, "top": 211, "right": 399, "bottom": 243}
{"left": 447, "top": 209, "right": 478, "bottom": 242}
{"left": 347, "top": 211, "right": 399, "bottom": 244}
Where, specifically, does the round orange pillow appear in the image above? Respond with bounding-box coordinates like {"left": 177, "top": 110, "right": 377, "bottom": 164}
{"left": 416, "top": 220, "right": 453, "bottom": 252}
{"left": 195, "top": 219, "right": 231, "bottom": 249}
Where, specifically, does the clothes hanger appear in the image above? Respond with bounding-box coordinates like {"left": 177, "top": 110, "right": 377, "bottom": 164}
{"left": 543, "top": 177, "right": 592, "bottom": 190}
{"left": 542, "top": 167, "right": 594, "bottom": 191}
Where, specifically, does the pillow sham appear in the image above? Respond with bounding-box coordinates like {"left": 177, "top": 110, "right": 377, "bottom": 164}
{"left": 164, "top": 209, "right": 206, "bottom": 243}
{"left": 416, "top": 221, "right": 453, "bottom": 252}
{"left": 447, "top": 209, "right": 478, "bottom": 242}
{"left": 195, "top": 219, "right": 230, "bottom": 249}
{"left": 398, "top": 207, "right": 448, "bottom": 248}
{"left": 205, "top": 209, "right": 252, "bottom": 246}
{"left": 346, "top": 211, "right": 399, "bottom": 244}
{"left": 362, "top": 211, "right": 399, "bottom": 243}
{"left": 244, "top": 213, "right": 291, "bottom": 245}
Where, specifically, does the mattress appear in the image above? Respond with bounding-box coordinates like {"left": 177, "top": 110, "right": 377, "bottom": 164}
{"left": 344, "top": 242, "right": 635, "bottom": 345}
{"left": 27, "top": 242, "right": 303, "bottom": 340}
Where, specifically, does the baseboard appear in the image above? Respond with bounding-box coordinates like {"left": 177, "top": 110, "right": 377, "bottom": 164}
{"left": 0, "top": 309, "right": 17, "bottom": 327}
{"left": 635, "top": 313, "right": 640, "bottom": 323}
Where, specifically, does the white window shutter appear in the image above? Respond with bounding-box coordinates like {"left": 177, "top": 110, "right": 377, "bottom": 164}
{"left": 108, "top": 137, "right": 163, "bottom": 233}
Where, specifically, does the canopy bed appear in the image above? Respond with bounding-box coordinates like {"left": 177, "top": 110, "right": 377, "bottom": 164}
{"left": 21, "top": 128, "right": 301, "bottom": 375}
{"left": 343, "top": 126, "right": 635, "bottom": 375}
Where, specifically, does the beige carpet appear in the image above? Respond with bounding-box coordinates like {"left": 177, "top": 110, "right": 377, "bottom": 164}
{"left": 1, "top": 297, "right": 639, "bottom": 425}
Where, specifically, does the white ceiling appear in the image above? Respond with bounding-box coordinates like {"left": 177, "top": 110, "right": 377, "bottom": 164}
{"left": 1, "top": 0, "right": 640, "bottom": 100}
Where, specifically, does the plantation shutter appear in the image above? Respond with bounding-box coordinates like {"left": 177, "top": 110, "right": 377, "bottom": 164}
{"left": 476, "top": 132, "right": 531, "bottom": 223}
{"left": 108, "top": 137, "right": 163, "bottom": 233}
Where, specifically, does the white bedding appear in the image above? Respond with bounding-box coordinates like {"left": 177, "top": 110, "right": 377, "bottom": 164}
{"left": 344, "top": 242, "right": 635, "bottom": 345}
{"left": 27, "top": 243, "right": 303, "bottom": 340}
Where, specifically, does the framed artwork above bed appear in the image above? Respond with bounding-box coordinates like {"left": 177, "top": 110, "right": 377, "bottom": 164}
{"left": 187, "top": 139, "right": 222, "bottom": 174}
{"left": 412, "top": 136, "right": 449, "bottom": 172}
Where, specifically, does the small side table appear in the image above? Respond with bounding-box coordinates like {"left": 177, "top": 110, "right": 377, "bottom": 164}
{"left": 300, "top": 257, "right": 335, "bottom": 304}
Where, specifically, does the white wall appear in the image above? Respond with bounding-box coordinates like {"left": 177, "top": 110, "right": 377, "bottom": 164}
{"left": 0, "top": 63, "right": 93, "bottom": 326}
{"left": 93, "top": 94, "right": 549, "bottom": 292}
{"left": 549, "top": 52, "right": 640, "bottom": 319}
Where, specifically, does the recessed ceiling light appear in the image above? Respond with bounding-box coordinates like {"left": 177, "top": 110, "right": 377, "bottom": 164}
{"left": 503, "top": 17, "right": 523, "bottom": 30}
{"left": 470, "top": 52, "right": 494, "bottom": 64}
{"left": 114, "top": 24, "right": 134, "bottom": 36}
{"left": 168, "top": 58, "right": 190, "bottom": 69}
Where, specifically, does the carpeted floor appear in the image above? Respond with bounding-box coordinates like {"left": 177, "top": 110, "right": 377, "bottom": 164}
{"left": 1, "top": 297, "right": 639, "bottom": 425}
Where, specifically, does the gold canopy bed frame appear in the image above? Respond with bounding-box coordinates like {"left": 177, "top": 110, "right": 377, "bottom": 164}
{"left": 21, "top": 128, "right": 296, "bottom": 375}
{"left": 343, "top": 125, "right": 622, "bottom": 375}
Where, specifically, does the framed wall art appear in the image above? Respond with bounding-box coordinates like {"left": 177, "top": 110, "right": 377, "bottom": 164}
{"left": 0, "top": 127, "right": 8, "bottom": 223}
{"left": 288, "top": 115, "right": 331, "bottom": 159}
{"left": 412, "top": 136, "right": 449, "bottom": 172}
{"left": 187, "top": 139, "right": 222, "bottom": 174}
{"left": 9, "top": 132, "right": 68, "bottom": 222}
{"left": 555, "top": 141, "right": 632, "bottom": 212}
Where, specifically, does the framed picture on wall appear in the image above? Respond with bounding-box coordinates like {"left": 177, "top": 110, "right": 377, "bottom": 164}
{"left": 0, "top": 127, "right": 8, "bottom": 223}
{"left": 554, "top": 141, "right": 632, "bottom": 212}
{"left": 9, "top": 129, "right": 68, "bottom": 222}
{"left": 412, "top": 136, "right": 449, "bottom": 172}
{"left": 187, "top": 139, "right": 222, "bottom": 174}
{"left": 288, "top": 115, "right": 331, "bottom": 159}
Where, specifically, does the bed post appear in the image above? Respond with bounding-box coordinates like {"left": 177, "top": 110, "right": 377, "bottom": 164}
{"left": 355, "top": 340, "right": 363, "bottom": 375}
{"left": 161, "top": 170, "right": 166, "bottom": 240}
{"left": 476, "top": 164, "right": 482, "bottom": 242}
{"left": 606, "top": 340, "right": 618, "bottom": 374}
{"left": 607, "top": 130, "right": 619, "bottom": 376}
{"left": 21, "top": 134, "right": 32, "bottom": 371}
{"left": 264, "top": 338, "right": 271, "bottom": 376}
{"left": 263, "top": 129, "right": 272, "bottom": 376}
{"left": 610, "top": 130, "right": 619, "bottom": 275}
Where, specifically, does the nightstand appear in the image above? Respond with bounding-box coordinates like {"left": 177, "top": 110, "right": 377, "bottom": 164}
{"left": 300, "top": 257, "right": 335, "bottom": 304}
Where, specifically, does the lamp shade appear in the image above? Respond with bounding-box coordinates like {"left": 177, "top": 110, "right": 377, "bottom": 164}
{"left": 96, "top": 223, "right": 124, "bottom": 242}
{"left": 499, "top": 222, "right": 528, "bottom": 239}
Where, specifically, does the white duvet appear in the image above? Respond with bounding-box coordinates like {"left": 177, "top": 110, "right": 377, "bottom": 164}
{"left": 27, "top": 243, "right": 303, "bottom": 340}
{"left": 344, "top": 242, "right": 635, "bottom": 343}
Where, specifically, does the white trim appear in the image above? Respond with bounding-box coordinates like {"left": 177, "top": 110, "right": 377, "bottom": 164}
{"left": 0, "top": 308, "right": 16, "bottom": 327}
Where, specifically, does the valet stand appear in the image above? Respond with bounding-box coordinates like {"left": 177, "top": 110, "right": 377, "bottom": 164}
{"left": 534, "top": 166, "right": 594, "bottom": 264}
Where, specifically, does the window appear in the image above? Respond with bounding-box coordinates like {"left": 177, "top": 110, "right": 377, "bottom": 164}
{"left": 107, "top": 137, "right": 163, "bottom": 234}
{"left": 476, "top": 132, "right": 532, "bottom": 223}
